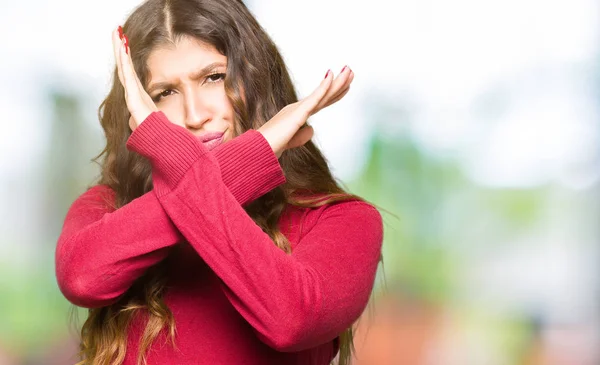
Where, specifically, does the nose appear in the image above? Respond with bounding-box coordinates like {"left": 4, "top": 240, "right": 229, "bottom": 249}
{"left": 183, "top": 92, "right": 211, "bottom": 130}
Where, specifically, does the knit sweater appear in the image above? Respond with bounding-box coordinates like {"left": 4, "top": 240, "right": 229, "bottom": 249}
{"left": 55, "top": 111, "right": 383, "bottom": 365}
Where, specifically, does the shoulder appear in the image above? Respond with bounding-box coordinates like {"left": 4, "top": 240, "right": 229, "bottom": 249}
{"left": 300, "top": 199, "right": 383, "bottom": 240}
{"left": 286, "top": 198, "right": 383, "bottom": 257}
{"left": 68, "top": 184, "right": 117, "bottom": 215}
{"left": 316, "top": 198, "right": 380, "bottom": 217}
{"left": 60, "top": 185, "right": 117, "bottom": 238}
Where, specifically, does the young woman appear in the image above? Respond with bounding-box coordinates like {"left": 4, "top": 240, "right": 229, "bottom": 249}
{"left": 55, "top": 0, "right": 383, "bottom": 364}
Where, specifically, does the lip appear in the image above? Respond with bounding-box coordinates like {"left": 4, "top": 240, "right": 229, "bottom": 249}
{"left": 198, "top": 131, "right": 225, "bottom": 142}
{"left": 197, "top": 132, "right": 225, "bottom": 151}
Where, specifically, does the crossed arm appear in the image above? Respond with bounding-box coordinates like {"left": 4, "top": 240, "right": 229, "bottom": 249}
{"left": 55, "top": 127, "right": 285, "bottom": 308}
{"left": 56, "top": 112, "right": 383, "bottom": 352}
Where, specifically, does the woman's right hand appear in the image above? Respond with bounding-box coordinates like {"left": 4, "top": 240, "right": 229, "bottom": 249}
{"left": 112, "top": 26, "right": 158, "bottom": 131}
{"left": 258, "top": 67, "right": 354, "bottom": 158}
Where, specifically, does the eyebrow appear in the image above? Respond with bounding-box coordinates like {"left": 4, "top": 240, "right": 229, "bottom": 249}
{"left": 146, "top": 62, "right": 227, "bottom": 94}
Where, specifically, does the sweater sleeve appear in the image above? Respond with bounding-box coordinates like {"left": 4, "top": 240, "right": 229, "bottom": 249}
{"left": 55, "top": 128, "right": 286, "bottom": 308}
{"left": 126, "top": 112, "right": 384, "bottom": 352}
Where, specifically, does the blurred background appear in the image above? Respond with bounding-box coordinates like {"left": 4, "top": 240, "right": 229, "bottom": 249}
{"left": 1, "top": 0, "right": 599, "bottom": 364}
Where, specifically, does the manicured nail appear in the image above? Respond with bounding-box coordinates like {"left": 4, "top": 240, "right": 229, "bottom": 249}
{"left": 118, "top": 26, "right": 124, "bottom": 40}
{"left": 341, "top": 65, "right": 347, "bottom": 73}
{"left": 324, "top": 69, "right": 331, "bottom": 79}
{"left": 124, "top": 35, "right": 129, "bottom": 54}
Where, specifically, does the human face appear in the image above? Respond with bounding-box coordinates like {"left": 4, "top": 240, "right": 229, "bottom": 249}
{"left": 145, "top": 36, "right": 234, "bottom": 150}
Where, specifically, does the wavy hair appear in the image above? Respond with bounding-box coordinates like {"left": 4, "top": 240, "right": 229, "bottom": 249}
{"left": 76, "top": 0, "right": 378, "bottom": 364}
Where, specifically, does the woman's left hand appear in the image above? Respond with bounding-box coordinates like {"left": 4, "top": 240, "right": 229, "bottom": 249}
{"left": 258, "top": 67, "right": 354, "bottom": 158}
{"left": 112, "top": 27, "right": 157, "bottom": 131}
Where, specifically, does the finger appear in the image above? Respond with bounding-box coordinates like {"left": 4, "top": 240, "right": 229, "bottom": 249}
{"left": 120, "top": 37, "right": 155, "bottom": 123}
{"left": 119, "top": 37, "right": 139, "bottom": 102}
{"left": 299, "top": 70, "right": 335, "bottom": 116}
{"left": 112, "top": 28, "right": 125, "bottom": 86}
{"left": 120, "top": 36, "right": 153, "bottom": 103}
{"left": 313, "top": 85, "right": 350, "bottom": 115}
{"left": 315, "top": 69, "right": 353, "bottom": 111}
{"left": 321, "top": 66, "right": 351, "bottom": 101}
{"left": 330, "top": 68, "right": 353, "bottom": 99}
{"left": 121, "top": 36, "right": 142, "bottom": 92}
{"left": 122, "top": 41, "right": 149, "bottom": 95}
{"left": 323, "top": 85, "right": 351, "bottom": 109}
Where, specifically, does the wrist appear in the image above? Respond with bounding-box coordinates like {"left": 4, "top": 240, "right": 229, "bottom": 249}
{"left": 256, "top": 128, "right": 283, "bottom": 158}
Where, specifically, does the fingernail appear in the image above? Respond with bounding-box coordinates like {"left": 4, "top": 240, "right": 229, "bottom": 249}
{"left": 124, "top": 35, "right": 129, "bottom": 54}
{"left": 341, "top": 65, "right": 347, "bottom": 73}
{"left": 324, "top": 70, "right": 330, "bottom": 79}
{"left": 118, "top": 26, "right": 124, "bottom": 40}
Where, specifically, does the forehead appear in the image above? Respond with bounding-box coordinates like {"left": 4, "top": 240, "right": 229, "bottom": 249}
{"left": 146, "top": 36, "right": 227, "bottom": 82}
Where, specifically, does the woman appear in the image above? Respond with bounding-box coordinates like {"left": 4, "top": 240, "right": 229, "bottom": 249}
{"left": 55, "top": 0, "right": 383, "bottom": 364}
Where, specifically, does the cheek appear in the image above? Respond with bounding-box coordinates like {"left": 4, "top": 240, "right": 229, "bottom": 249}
{"left": 211, "top": 87, "right": 234, "bottom": 116}
{"left": 210, "top": 88, "right": 236, "bottom": 127}
{"left": 156, "top": 101, "right": 185, "bottom": 127}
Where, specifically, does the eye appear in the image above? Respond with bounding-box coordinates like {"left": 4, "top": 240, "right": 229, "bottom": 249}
{"left": 206, "top": 73, "right": 226, "bottom": 84}
{"left": 152, "top": 89, "right": 175, "bottom": 102}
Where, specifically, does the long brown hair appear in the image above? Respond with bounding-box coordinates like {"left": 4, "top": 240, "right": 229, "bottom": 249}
{"left": 77, "top": 0, "right": 377, "bottom": 364}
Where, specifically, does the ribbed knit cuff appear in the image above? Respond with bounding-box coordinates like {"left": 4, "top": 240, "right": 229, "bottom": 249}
{"left": 126, "top": 111, "right": 210, "bottom": 190}
{"left": 213, "top": 130, "right": 287, "bottom": 205}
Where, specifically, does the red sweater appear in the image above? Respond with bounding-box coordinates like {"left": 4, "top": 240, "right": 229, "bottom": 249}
{"left": 55, "top": 112, "right": 383, "bottom": 365}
